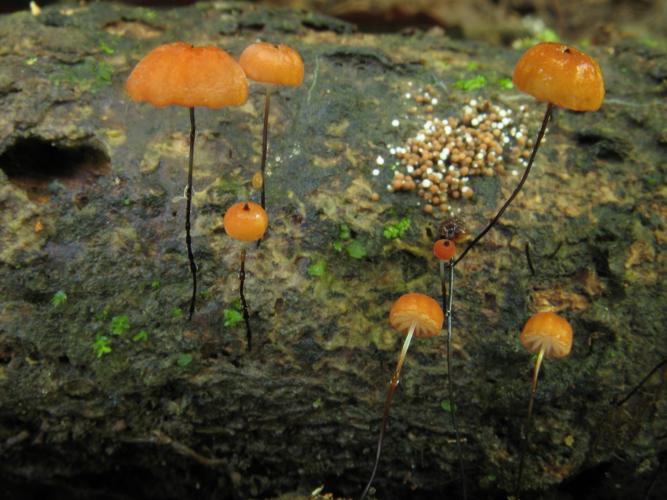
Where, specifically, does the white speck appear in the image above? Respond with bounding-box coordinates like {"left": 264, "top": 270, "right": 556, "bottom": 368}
{"left": 416, "top": 133, "right": 426, "bottom": 142}
{"left": 405, "top": 93, "right": 412, "bottom": 99}
{"left": 511, "top": 169, "right": 519, "bottom": 176}
{"left": 426, "top": 167, "right": 433, "bottom": 174}
{"left": 470, "top": 99, "right": 478, "bottom": 106}
{"left": 422, "top": 179, "right": 432, "bottom": 188}
{"left": 389, "top": 147, "right": 396, "bottom": 154}
{"left": 372, "top": 168, "right": 380, "bottom": 176}
{"left": 462, "top": 186, "right": 472, "bottom": 194}
{"left": 406, "top": 165, "right": 414, "bottom": 173}
{"left": 444, "top": 126, "right": 452, "bottom": 135}
{"left": 437, "top": 159, "right": 444, "bottom": 166}
{"left": 503, "top": 136, "right": 510, "bottom": 144}
{"left": 376, "top": 156, "right": 385, "bottom": 165}
{"left": 391, "top": 119, "right": 400, "bottom": 127}
{"left": 431, "top": 98, "right": 439, "bottom": 105}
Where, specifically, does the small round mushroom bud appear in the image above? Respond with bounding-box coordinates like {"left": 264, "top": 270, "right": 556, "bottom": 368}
{"left": 433, "top": 239, "right": 456, "bottom": 261}
{"left": 222, "top": 201, "right": 270, "bottom": 352}
{"left": 223, "top": 201, "right": 269, "bottom": 242}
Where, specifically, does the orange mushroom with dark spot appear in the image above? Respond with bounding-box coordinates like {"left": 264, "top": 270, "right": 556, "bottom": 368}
{"left": 361, "top": 293, "right": 443, "bottom": 499}
{"left": 431, "top": 235, "right": 467, "bottom": 499}
{"left": 515, "top": 311, "right": 574, "bottom": 497}
{"left": 223, "top": 201, "right": 269, "bottom": 351}
{"left": 126, "top": 42, "right": 248, "bottom": 321}
{"left": 239, "top": 42, "right": 304, "bottom": 222}
{"left": 456, "top": 42, "right": 605, "bottom": 265}
{"left": 433, "top": 239, "right": 456, "bottom": 261}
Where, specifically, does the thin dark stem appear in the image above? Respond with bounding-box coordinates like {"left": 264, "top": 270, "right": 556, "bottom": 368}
{"left": 515, "top": 347, "right": 545, "bottom": 499}
{"left": 260, "top": 86, "right": 271, "bottom": 209}
{"left": 239, "top": 247, "right": 252, "bottom": 351}
{"left": 186, "top": 107, "right": 197, "bottom": 321}
{"left": 256, "top": 87, "right": 272, "bottom": 249}
{"left": 445, "top": 260, "right": 467, "bottom": 500}
{"left": 439, "top": 260, "right": 447, "bottom": 313}
{"left": 360, "top": 324, "right": 416, "bottom": 499}
{"left": 456, "top": 102, "right": 554, "bottom": 266}
{"left": 616, "top": 357, "right": 667, "bottom": 407}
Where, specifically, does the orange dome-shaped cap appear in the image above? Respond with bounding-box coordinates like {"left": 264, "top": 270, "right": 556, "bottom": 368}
{"left": 520, "top": 311, "right": 573, "bottom": 359}
{"left": 512, "top": 42, "right": 604, "bottom": 112}
{"left": 389, "top": 293, "right": 444, "bottom": 338}
{"left": 433, "top": 239, "right": 456, "bottom": 261}
{"left": 239, "top": 42, "right": 304, "bottom": 87}
{"left": 223, "top": 201, "right": 269, "bottom": 242}
{"left": 126, "top": 42, "right": 248, "bottom": 109}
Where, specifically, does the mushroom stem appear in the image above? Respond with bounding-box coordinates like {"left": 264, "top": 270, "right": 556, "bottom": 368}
{"left": 439, "top": 260, "right": 447, "bottom": 312}
{"left": 360, "top": 322, "right": 417, "bottom": 500}
{"left": 239, "top": 247, "right": 252, "bottom": 351}
{"left": 260, "top": 86, "right": 271, "bottom": 210}
{"left": 186, "top": 106, "right": 198, "bottom": 321}
{"left": 456, "top": 102, "right": 554, "bottom": 265}
{"left": 515, "top": 345, "right": 546, "bottom": 498}
{"left": 444, "top": 260, "right": 467, "bottom": 500}
{"left": 256, "top": 87, "right": 272, "bottom": 249}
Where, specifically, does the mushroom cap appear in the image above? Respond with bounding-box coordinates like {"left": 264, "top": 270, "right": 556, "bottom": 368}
{"left": 389, "top": 293, "right": 444, "bottom": 338}
{"left": 125, "top": 42, "right": 248, "bottom": 109}
{"left": 239, "top": 42, "right": 304, "bottom": 87}
{"left": 223, "top": 201, "right": 269, "bottom": 242}
{"left": 433, "top": 239, "right": 456, "bottom": 261}
{"left": 519, "top": 311, "right": 573, "bottom": 359}
{"left": 512, "top": 42, "right": 605, "bottom": 112}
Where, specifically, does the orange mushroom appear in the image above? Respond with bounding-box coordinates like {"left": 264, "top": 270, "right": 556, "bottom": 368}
{"left": 361, "top": 293, "right": 443, "bottom": 499}
{"left": 239, "top": 42, "right": 304, "bottom": 222}
{"left": 515, "top": 311, "right": 573, "bottom": 497}
{"left": 433, "top": 239, "right": 456, "bottom": 261}
{"left": 223, "top": 201, "right": 269, "bottom": 350}
{"left": 126, "top": 42, "right": 248, "bottom": 320}
{"left": 431, "top": 237, "right": 467, "bottom": 498}
{"left": 456, "top": 42, "right": 604, "bottom": 264}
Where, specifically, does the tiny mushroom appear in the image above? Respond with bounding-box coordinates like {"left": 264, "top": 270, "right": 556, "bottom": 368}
{"left": 432, "top": 234, "right": 467, "bottom": 499}
{"left": 515, "top": 311, "right": 574, "bottom": 497}
{"left": 223, "top": 201, "right": 269, "bottom": 351}
{"left": 239, "top": 42, "right": 304, "bottom": 215}
{"left": 456, "top": 42, "right": 605, "bottom": 265}
{"left": 361, "top": 293, "right": 443, "bottom": 499}
{"left": 126, "top": 42, "right": 248, "bottom": 320}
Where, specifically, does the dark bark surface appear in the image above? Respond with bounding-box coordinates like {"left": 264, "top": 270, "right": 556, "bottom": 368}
{"left": 0, "top": 2, "right": 665, "bottom": 499}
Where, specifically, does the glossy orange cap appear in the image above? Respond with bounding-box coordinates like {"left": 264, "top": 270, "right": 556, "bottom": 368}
{"left": 433, "top": 239, "right": 456, "bottom": 260}
{"left": 512, "top": 42, "right": 605, "bottom": 111}
{"left": 389, "top": 293, "right": 444, "bottom": 338}
{"left": 126, "top": 42, "right": 248, "bottom": 109}
{"left": 520, "top": 311, "right": 573, "bottom": 359}
{"left": 223, "top": 201, "right": 269, "bottom": 242}
{"left": 239, "top": 42, "right": 304, "bottom": 87}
